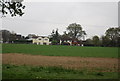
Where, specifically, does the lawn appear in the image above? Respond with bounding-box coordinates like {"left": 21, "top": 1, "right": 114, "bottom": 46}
{"left": 2, "top": 44, "right": 118, "bottom": 58}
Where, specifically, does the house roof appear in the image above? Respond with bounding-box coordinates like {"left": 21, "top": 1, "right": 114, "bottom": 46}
{"left": 32, "top": 36, "right": 39, "bottom": 39}
{"left": 32, "top": 36, "right": 49, "bottom": 39}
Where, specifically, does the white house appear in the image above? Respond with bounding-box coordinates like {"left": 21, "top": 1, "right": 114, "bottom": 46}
{"left": 32, "top": 36, "right": 50, "bottom": 45}
{"left": 60, "top": 40, "right": 72, "bottom": 45}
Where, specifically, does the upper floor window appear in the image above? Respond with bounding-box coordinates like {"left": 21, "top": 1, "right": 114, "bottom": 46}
{"left": 39, "top": 39, "right": 42, "bottom": 40}
{"left": 44, "top": 39, "right": 48, "bottom": 41}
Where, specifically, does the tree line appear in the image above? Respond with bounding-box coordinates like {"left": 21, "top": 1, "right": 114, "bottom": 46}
{"left": 50, "top": 23, "right": 120, "bottom": 47}
{"left": 0, "top": 30, "right": 32, "bottom": 44}
{"left": 1, "top": 0, "right": 119, "bottom": 47}
{"left": 0, "top": 23, "right": 120, "bottom": 47}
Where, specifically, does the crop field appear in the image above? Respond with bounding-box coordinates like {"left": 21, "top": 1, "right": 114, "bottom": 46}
{"left": 2, "top": 44, "right": 118, "bottom": 58}
{"left": 1, "top": 44, "right": 119, "bottom": 79}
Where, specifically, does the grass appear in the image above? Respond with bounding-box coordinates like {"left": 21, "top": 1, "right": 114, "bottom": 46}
{"left": 2, "top": 44, "right": 118, "bottom": 58}
{"left": 2, "top": 64, "right": 118, "bottom": 79}
{"left": 2, "top": 44, "right": 119, "bottom": 79}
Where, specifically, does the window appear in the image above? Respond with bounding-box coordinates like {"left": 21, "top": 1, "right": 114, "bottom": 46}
{"left": 44, "top": 39, "right": 48, "bottom": 41}
{"left": 39, "top": 39, "right": 41, "bottom": 40}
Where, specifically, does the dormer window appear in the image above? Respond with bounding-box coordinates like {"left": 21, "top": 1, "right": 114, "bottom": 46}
{"left": 39, "top": 39, "right": 41, "bottom": 40}
{"left": 44, "top": 39, "right": 48, "bottom": 40}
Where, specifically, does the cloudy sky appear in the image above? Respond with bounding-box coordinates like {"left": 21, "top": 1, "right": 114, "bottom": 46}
{"left": 1, "top": 0, "right": 118, "bottom": 39}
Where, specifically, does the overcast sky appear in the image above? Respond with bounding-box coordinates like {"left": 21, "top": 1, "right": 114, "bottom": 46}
{"left": 1, "top": 1, "right": 118, "bottom": 39}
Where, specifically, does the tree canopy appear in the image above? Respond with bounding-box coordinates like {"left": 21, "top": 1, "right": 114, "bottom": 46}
{"left": 105, "top": 27, "right": 120, "bottom": 46}
{"left": 92, "top": 35, "right": 100, "bottom": 46}
{"left": 50, "top": 29, "right": 60, "bottom": 45}
{"left": 0, "top": 0, "right": 25, "bottom": 17}
{"left": 105, "top": 27, "right": 120, "bottom": 41}
{"left": 67, "top": 23, "right": 86, "bottom": 40}
{"left": 101, "top": 35, "right": 111, "bottom": 47}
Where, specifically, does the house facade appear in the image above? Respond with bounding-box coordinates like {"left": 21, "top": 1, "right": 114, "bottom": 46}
{"left": 60, "top": 37, "right": 84, "bottom": 46}
{"left": 32, "top": 36, "right": 50, "bottom": 45}
{"left": 60, "top": 39, "right": 72, "bottom": 45}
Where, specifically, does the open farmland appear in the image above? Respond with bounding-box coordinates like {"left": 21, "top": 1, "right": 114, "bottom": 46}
{"left": 3, "top": 53, "right": 118, "bottom": 72}
{"left": 2, "top": 44, "right": 119, "bottom": 79}
{"left": 2, "top": 44, "right": 118, "bottom": 58}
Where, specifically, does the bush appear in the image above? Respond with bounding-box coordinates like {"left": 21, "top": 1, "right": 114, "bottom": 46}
{"left": 51, "top": 40, "right": 58, "bottom": 45}
{"left": 84, "top": 44, "right": 94, "bottom": 46}
{"left": 12, "top": 40, "right": 32, "bottom": 44}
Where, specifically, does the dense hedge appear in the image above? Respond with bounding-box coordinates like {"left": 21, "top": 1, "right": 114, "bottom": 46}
{"left": 11, "top": 40, "right": 32, "bottom": 44}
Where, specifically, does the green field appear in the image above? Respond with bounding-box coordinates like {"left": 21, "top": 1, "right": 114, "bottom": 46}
{"left": 2, "top": 44, "right": 119, "bottom": 79}
{"left": 2, "top": 44, "right": 118, "bottom": 58}
{"left": 2, "top": 64, "right": 118, "bottom": 79}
